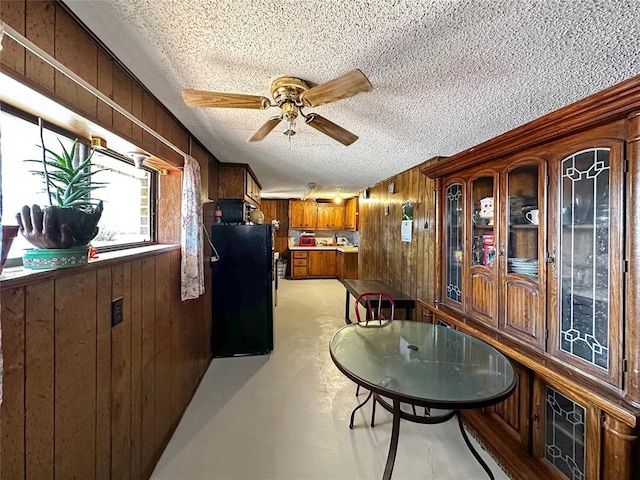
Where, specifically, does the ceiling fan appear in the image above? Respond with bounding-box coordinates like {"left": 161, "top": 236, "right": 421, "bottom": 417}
{"left": 182, "top": 69, "right": 372, "bottom": 146}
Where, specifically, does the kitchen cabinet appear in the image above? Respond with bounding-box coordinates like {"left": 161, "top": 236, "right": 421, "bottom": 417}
{"left": 289, "top": 200, "right": 318, "bottom": 229}
{"left": 422, "top": 78, "right": 640, "bottom": 480}
{"left": 308, "top": 250, "right": 336, "bottom": 277}
{"left": 344, "top": 197, "right": 358, "bottom": 231}
{"left": 289, "top": 201, "right": 347, "bottom": 231}
{"left": 316, "top": 204, "right": 344, "bottom": 230}
{"left": 337, "top": 250, "right": 358, "bottom": 281}
{"left": 246, "top": 173, "right": 261, "bottom": 204}
{"left": 218, "top": 163, "right": 261, "bottom": 207}
{"left": 291, "top": 250, "right": 337, "bottom": 278}
{"left": 291, "top": 251, "right": 309, "bottom": 279}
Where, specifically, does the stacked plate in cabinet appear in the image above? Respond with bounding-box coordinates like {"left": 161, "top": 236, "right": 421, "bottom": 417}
{"left": 508, "top": 258, "right": 538, "bottom": 275}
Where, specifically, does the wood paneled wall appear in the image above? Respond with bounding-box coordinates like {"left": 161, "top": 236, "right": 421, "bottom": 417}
{"left": 1, "top": 248, "right": 211, "bottom": 480}
{"left": 358, "top": 161, "right": 438, "bottom": 317}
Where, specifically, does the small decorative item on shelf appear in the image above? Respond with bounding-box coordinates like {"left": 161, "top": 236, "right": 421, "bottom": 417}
{"left": 472, "top": 235, "right": 484, "bottom": 265}
{"left": 15, "top": 137, "right": 106, "bottom": 270}
{"left": 249, "top": 209, "right": 264, "bottom": 224}
{"left": 525, "top": 209, "right": 539, "bottom": 225}
{"left": 482, "top": 231, "right": 495, "bottom": 267}
{"left": 479, "top": 196, "right": 494, "bottom": 225}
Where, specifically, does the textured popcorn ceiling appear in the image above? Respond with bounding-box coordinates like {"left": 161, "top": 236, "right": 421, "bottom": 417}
{"left": 64, "top": 0, "right": 639, "bottom": 199}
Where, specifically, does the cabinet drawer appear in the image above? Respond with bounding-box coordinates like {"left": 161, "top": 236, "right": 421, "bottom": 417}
{"left": 293, "top": 259, "right": 307, "bottom": 267}
{"left": 293, "top": 251, "right": 308, "bottom": 259}
{"left": 292, "top": 266, "right": 308, "bottom": 277}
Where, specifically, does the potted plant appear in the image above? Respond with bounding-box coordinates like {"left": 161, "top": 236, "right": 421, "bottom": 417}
{"left": 16, "top": 138, "right": 106, "bottom": 269}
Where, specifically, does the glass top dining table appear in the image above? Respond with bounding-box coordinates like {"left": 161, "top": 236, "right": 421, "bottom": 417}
{"left": 330, "top": 321, "right": 517, "bottom": 480}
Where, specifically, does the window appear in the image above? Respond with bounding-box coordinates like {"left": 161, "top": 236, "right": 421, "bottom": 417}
{"left": 0, "top": 105, "right": 156, "bottom": 263}
{"left": 90, "top": 150, "right": 154, "bottom": 248}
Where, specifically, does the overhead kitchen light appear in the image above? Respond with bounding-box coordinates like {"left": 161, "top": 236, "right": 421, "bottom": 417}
{"left": 301, "top": 182, "right": 317, "bottom": 200}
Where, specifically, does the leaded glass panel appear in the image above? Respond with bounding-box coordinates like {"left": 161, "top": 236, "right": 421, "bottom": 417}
{"left": 560, "top": 148, "right": 610, "bottom": 370}
{"left": 445, "top": 184, "right": 463, "bottom": 303}
{"left": 545, "top": 386, "right": 586, "bottom": 480}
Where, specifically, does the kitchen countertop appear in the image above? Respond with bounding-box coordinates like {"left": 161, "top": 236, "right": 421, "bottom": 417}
{"left": 289, "top": 246, "right": 358, "bottom": 253}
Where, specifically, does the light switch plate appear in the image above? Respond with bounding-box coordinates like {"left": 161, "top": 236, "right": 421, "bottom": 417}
{"left": 112, "top": 297, "right": 124, "bottom": 327}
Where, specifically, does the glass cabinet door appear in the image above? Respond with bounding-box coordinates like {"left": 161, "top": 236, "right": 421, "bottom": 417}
{"left": 544, "top": 386, "right": 586, "bottom": 480}
{"left": 500, "top": 160, "right": 547, "bottom": 350}
{"left": 443, "top": 182, "right": 464, "bottom": 307}
{"left": 560, "top": 149, "right": 609, "bottom": 369}
{"left": 468, "top": 173, "right": 498, "bottom": 326}
{"left": 548, "top": 144, "right": 623, "bottom": 386}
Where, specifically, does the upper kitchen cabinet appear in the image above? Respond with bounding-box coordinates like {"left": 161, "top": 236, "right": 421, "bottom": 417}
{"left": 218, "top": 163, "right": 262, "bottom": 207}
{"left": 344, "top": 197, "right": 359, "bottom": 231}
{"left": 316, "top": 204, "right": 345, "bottom": 230}
{"left": 289, "top": 200, "right": 318, "bottom": 229}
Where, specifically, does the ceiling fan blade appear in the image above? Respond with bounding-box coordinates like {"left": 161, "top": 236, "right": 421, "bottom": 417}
{"left": 248, "top": 117, "right": 282, "bottom": 142}
{"left": 305, "top": 114, "right": 358, "bottom": 146}
{"left": 182, "top": 89, "right": 271, "bottom": 109}
{"left": 300, "top": 69, "right": 372, "bottom": 107}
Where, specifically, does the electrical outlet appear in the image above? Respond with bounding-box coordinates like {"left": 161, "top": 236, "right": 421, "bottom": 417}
{"left": 112, "top": 297, "right": 124, "bottom": 327}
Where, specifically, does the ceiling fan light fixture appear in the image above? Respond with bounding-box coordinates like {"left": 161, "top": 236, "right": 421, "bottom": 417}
{"left": 283, "top": 124, "right": 296, "bottom": 137}
{"left": 183, "top": 69, "right": 371, "bottom": 145}
{"left": 281, "top": 105, "right": 298, "bottom": 137}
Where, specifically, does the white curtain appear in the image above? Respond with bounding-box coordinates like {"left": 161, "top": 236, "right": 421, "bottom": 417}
{"left": 181, "top": 156, "right": 205, "bottom": 301}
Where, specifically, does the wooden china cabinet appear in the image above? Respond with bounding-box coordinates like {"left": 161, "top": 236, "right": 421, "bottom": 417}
{"left": 422, "top": 76, "right": 640, "bottom": 480}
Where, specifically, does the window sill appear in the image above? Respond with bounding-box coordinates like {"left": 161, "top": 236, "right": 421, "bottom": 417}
{"left": 1, "top": 244, "right": 180, "bottom": 288}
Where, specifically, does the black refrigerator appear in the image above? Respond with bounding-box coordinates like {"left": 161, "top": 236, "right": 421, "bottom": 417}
{"left": 210, "top": 224, "right": 274, "bottom": 356}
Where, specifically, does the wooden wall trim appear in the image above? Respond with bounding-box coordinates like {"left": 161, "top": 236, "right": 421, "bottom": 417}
{"left": 422, "top": 75, "right": 640, "bottom": 178}
{"left": 0, "top": 245, "right": 179, "bottom": 289}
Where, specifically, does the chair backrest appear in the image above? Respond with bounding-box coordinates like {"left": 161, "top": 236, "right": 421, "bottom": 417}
{"left": 354, "top": 292, "right": 395, "bottom": 325}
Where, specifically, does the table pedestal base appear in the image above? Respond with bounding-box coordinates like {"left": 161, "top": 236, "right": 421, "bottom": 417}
{"left": 369, "top": 395, "right": 494, "bottom": 480}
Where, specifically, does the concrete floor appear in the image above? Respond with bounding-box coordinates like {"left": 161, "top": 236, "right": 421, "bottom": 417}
{"left": 151, "top": 279, "right": 510, "bottom": 480}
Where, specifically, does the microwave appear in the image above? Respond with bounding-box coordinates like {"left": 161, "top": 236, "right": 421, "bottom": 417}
{"left": 216, "top": 199, "right": 251, "bottom": 224}
{"left": 300, "top": 237, "right": 315, "bottom": 246}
